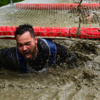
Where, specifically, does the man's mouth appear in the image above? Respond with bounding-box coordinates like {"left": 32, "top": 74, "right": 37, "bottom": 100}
{"left": 24, "top": 51, "right": 32, "bottom": 59}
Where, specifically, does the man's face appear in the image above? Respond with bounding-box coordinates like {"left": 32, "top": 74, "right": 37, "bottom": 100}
{"left": 16, "top": 31, "right": 38, "bottom": 60}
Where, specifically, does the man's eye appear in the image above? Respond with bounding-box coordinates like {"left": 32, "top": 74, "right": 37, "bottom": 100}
{"left": 26, "top": 43, "right": 30, "bottom": 46}
{"left": 18, "top": 44, "right": 22, "bottom": 47}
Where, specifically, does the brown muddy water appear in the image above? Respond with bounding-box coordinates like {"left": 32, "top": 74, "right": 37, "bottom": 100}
{"left": 0, "top": 39, "right": 100, "bottom": 100}
{"left": 0, "top": 0, "right": 100, "bottom": 100}
{"left": 0, "top": 1, "right": 100, "bottom": 27}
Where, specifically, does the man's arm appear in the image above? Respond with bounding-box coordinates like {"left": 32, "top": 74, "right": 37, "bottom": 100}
{"left": 55, "top": 43, "right": 78, "bottom": 69}
{"left": 0, "top": 47, "right": 19, "bottom": 71}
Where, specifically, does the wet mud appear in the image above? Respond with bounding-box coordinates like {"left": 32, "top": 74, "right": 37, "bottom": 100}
{"left": 0, "top": 2, "right": 100, "bottom": 27}
{"left": 0, "top": 39, "right": 100, "bottom": 100}
{"left": 0, "top": 0, "right": 100, "bottom": 99}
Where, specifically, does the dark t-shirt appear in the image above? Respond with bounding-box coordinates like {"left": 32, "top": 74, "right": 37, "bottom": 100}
{"left": 0, "top": 39, "right": 78, "bottom": 72}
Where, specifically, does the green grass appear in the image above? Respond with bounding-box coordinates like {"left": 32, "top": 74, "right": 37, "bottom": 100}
{"left": 0, "top": 0, "right": 24, "bottom": 7}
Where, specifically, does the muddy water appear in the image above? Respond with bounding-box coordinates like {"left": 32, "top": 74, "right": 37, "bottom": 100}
{"left": 0, "top": 0, "right": 100, "bottom": 100}
{"left": 0, "top": 39, "right": 100, "bottom": 100}
{"left": 0, "top": 8, "right": 100, "bottom": 28}
{"left": 0, "top": 0, "right": 100, "bottom": 27}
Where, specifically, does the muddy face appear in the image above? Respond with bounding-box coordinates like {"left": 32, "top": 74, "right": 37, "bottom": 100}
{"left": 16, "top": 31, "right": 38, "bottom": 60}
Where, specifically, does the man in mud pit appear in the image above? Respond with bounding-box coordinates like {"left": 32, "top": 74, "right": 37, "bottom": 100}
{"left": 83, "top": 10, "right": 93, "bottom": 23}
{"left": 0, "top": 24, "right": 78, "bottom": 73}
{"left": 69, "top": 8, "right": 97, "bottom": 23}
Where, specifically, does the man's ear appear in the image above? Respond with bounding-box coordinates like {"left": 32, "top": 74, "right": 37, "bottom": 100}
{"left": 35, "top": 37, "right": 38, "bottom": 44}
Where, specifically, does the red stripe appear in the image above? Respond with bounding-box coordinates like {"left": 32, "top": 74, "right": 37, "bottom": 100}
{"left": 15, "top": 3, "right": 100, "bottom": 10}
{"left": 0, "top": 26, "right": 100, "bottom": 39}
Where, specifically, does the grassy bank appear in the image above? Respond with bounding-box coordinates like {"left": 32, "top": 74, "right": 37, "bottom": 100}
{"left": 0, "top": 0, "right": 24, "bottom": 7}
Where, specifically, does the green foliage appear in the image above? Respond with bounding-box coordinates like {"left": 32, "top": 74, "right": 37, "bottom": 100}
{"left": 0, "top": 0, "right": 23, "bottom": 7}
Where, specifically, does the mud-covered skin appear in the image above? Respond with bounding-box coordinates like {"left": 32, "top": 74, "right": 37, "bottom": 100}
{"left": 0, "top": 39, "right": 78, "bottom": 72}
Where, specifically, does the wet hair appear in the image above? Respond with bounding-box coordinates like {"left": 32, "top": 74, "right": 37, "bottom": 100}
{"left": 14, "top": 24, "right": 35, "bottom": 38}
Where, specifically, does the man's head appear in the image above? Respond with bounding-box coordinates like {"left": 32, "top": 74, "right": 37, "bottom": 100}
{"left": 15, "top": 24, "right": 38, "bottom": 60}
{"left": 83, "top": 10, "right": 92, "bottom": 23}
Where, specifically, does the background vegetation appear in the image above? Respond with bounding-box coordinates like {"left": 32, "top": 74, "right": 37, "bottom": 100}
{"left": 0, "top": 0, "right": 23, "bottom": 7}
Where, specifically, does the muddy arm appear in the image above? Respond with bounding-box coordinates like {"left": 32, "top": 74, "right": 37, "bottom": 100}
{"left": 55, "top": 43, "right": 78, "bottom": 68}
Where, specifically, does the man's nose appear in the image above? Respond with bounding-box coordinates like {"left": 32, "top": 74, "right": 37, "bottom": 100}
{"left": 23, "top": 45, "right": 27, "bottom": 51}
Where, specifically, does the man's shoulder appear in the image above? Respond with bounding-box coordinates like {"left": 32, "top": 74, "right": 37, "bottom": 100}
{"left": 0, "top": 47, "right": 16, "bottom": 56}
{"left": 37, "top": 39, "right": 50, "bottom": 56}
{"left": 38, "top": 39, "right": 49, "bottom": 49}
